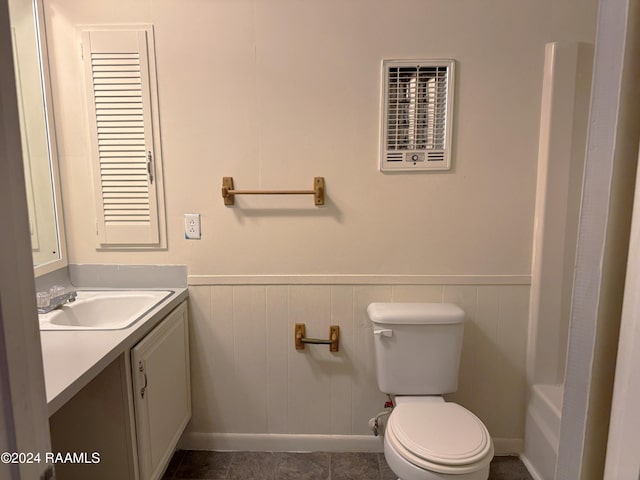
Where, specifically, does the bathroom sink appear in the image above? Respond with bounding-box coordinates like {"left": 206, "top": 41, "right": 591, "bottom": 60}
{"left": 39, "top": 290, "right": 173, "bottom": 331}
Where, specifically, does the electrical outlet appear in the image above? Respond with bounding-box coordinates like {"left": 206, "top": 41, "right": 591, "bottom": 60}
{"left": 184, "top": 213, "right": 201, "bottom": 239}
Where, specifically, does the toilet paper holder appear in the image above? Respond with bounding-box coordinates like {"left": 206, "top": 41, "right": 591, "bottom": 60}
{"left": 295, "top": 323, "right": 339, "bottom": 352}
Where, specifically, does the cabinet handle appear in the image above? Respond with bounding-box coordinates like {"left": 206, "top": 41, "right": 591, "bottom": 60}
{"left": 147, "top": 151, "right": 154, "bottom": 185}
{"left": 139, "top": 361, "right": 148, "bottom": 398}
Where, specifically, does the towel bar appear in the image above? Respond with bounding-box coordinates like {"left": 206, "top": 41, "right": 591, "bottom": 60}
{"left": 222, "top": 177, "right": 324, "bottom": 206}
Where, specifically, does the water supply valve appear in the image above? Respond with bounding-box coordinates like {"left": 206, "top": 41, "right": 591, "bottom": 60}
{"left": 368, "top": 417, "right": 380, "bottom": 436}
{"left": 369, "top": 398, "right": 394, "bottom": 437}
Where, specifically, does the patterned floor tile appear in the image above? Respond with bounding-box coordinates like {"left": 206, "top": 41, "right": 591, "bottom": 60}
{"left": 276, "top": 452, "right": 330, "bottom": 480}
{"left": 163, "top": 450, "right": 534, "bottom": 480}
{"left": 228, "top": 452, "right": 280, "bottom": 480}
{"left": 489, "top": 456, "right": 534, "bottom": 480}
{"left": 331, "top": 452, "right": 380, "bottom": 480}
{"left": 172, "top": 450, "right": 234, "bottom": 479}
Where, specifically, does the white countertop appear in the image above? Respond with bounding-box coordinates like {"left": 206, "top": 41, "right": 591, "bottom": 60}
{"left": 40, "top": 287, "right": 188, "bottom": 416}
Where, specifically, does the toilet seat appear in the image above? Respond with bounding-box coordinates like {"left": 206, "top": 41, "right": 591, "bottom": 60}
{"left": 386, "top": 401, "right": 493, "bottom": 475}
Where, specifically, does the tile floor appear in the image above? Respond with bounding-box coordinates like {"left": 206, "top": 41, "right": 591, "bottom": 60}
{"left": 162, "top": 450, "right": 534, "bottom": 480}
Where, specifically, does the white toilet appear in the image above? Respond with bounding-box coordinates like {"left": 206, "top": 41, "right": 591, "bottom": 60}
{"left": 367, "top": 303, "right": 494, "bottom": 480}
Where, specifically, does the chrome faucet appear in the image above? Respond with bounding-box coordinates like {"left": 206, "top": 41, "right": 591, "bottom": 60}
{"left": 37, "top": 290, "right": 78, "bottom": 314}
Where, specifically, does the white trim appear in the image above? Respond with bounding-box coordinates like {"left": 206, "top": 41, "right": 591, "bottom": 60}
{"left": 557, "top": 0, "right": 638, "bottom": 478}
{"left": 603, "top": 148, "right": 640, "bottom": 478}
{"left": 520, "top": 455, "right": 545, "bottom": 480}
{"left": 188, "top": 274, "right": 531, "bottom": 286}
{"left": 0, "top": 1, "right": 53, "bottom": 476}
{"left": 178, "top": 432, "right": 522, "bottom": 456}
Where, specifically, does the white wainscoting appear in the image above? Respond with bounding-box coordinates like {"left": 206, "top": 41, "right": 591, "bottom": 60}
{"left": 181, "top": 277, "right": 530, "bottom": 455}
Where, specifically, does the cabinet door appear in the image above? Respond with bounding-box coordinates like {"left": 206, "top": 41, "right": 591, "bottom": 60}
{"left": 81, "top": 26, "right": 168, "bottom": 248}
{"left": 131, "top": 301, "right": 191, "bottom": 480}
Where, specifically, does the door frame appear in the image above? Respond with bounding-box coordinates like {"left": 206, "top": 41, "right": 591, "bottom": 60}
{"left": 0, "top": 0, "right": 53, "bottom": 478}
{"left": 603, "top": 149, "right": 640, "bottom": 478}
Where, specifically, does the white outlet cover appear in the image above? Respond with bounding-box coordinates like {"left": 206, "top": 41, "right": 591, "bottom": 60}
{"left": 184, "top": 213, "right": 201, "bottom": 239}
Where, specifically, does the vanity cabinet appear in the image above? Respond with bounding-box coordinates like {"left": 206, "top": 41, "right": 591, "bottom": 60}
{"left": 49, "top": 300, "right": 191, "bottom": 480}
{"left": 49, "top": 356, "right": 138, "bottom": 480}
{"left": 131, "top": 300, "right": 191, "bottom": 480}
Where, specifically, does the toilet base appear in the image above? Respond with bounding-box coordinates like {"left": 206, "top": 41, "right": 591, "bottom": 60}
{"left": 384, "top": 434, "right": 490, "bottom": 480}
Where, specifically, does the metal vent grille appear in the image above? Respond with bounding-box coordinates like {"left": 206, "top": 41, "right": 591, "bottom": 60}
{"left": 380, "top": 59, "right": 454, "bottom": 171}
{"left": 386, "top": 65, "right": 448, "bottom": 150}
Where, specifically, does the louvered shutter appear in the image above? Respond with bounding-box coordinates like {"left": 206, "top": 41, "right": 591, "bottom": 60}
{"left": 82, "top": 28, "right": 163, "bottom": 246}
{"left": 380, "top": 59, "right": 455, "bottom": 171}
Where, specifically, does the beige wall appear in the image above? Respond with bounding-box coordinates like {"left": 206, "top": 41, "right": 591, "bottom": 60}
{"left": 45, "top": 0, "right": 595, "bottom": 276}
{"left": 41, "top": 0, "right": 598, "bottom": 450}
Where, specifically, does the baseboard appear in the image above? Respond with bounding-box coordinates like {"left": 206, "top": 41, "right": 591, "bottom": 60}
{"left": 179, "top": 432, "right": 522, "bottom": 456}
{"left": 519, "top": 454, "right": 545, "bottom": 480}
{"left": 179, "top": 432, "right": 384, "bottom": 452}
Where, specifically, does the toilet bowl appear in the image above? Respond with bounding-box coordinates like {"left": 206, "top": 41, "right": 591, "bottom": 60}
{"left": 383, "top": 396, "right": 493, "bottom": 480}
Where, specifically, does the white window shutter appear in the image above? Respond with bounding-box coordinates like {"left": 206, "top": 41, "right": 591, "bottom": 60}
{"left": 82, "top": 27, "right": 164, "bottom": 247}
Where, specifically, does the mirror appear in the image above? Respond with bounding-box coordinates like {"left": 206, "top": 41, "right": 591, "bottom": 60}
{"left": 8, "top": 0, "right": 65, "bottom": 272}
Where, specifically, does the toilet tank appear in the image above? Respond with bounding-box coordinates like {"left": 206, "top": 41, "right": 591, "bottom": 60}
{"left": 367, "top": 303, "right": 465, "bottom": 395}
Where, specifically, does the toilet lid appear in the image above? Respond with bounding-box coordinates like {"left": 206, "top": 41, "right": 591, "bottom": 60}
{"left": 388, "top": 402, "right": 492, "bottom": 467}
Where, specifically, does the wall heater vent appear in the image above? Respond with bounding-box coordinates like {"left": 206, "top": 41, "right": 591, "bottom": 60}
{"left": 380, "top": 59, "right": 455, "bottom": 171}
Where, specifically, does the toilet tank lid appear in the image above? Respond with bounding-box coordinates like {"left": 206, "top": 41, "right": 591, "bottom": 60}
{"left": 367, "top": 303, "right": 466, "bottom": 325}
